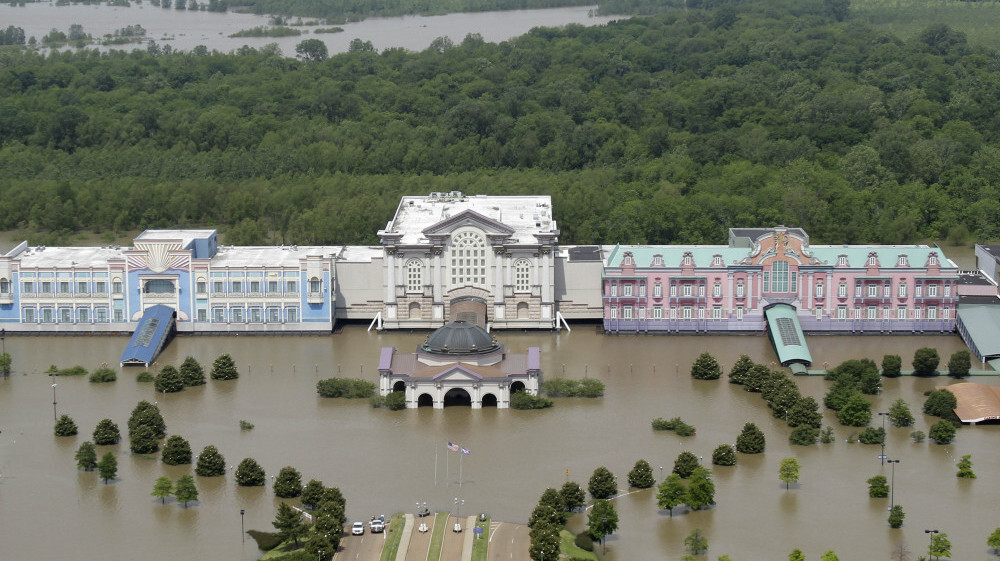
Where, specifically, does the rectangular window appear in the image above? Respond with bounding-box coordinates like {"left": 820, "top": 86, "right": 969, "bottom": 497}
{"left": 763, "top": 272, "right": 770, "bottom": 293}
{"left": 866, "top": 306, "right": 877, "bottom": 319}
{"left": 96, "top": 308, "right": 108, "bottom": 322}
{"left": 683, "top": 285, "right": 692, "bottom": 297}
{"left": 309, "top": 279, "right": 322, "bottom": 293}
{"left": 837, "top": 306, "right": 847, "bottom": 319}
{"left": 838, "top": 283, "right": 847, "bottom": 298}
{"left": 24, "top": 308, "right": 36, "bottom": 323}
{"left": 915, "top": 285, "right": 922, "bottom": 298}
{"left": 944, "top": 284, "right": 951, "bottom": 297}
{"left": 250, "top": 308, "right": 262, "bottom": 322}
{"left": 232, "top": 281, "right": 243, "bottom": 293}
{"left": 250, "top": 281, "right": 261, "bottom": 293}
{"left": 95, "top": 281, "right": 106, "bottom": 293}
{"left": 77, "top": 281, "right": 88, "bottom": 294}
{"left": 854, "top": 308, "right": 862, "bottom": 319}
{"left": 898, "top": 284, "right": 907, "bottom": 298}
{"left": 815, "top": 284, "right": 824, "bottom": 297}
{"left": 231, "top": 308, "right": 244, "bottom": 323}
{"left": 286, "top": 307, "right": 298, "bottom": 323}
{"left": 913, "top": 308, "right": 921, "bottom": 320}
{"left": 736, "top": 283, "right": 745, "bottom": 298}
{"left": 698, "top": 307, "right": 705, "bottom": 319}
{"left": 653, "top": 283, "right": 662, "bottom": 298}
{"left": 883, "top": 284, "right": 890, "bottom": 297}
{"left": 78, "top": 308, "right": 89, "bottom": 323}
{"left": 623, "top": 306, "right": 633, "bottom": 319}
{"left": 791, "top": 272, "right": 798, "bottom": 293}
{"left": 943, "top": 308, "right": 950, "bottom": 320}
{"left": 41, "top": 281, "right": 52, "bottom": 293}
{"left": 623, "top": 284, "right": 633, "bottom": 297}
{"left": 42, "top": 308, "right": 53, "bottom": 322}
{"left": 23, "top": 281, "right": 34, "bottom": 293}
{"left": 59, "top": 308, "right": 71, "bottom": 323}
{"left": 610, "top": 306, "right": 618, "bottom": 319}
{"left": 736, "top": 306, "right": 744, "bottom": 320}
{"left": 59, "top": 282, "right": 70, "bottom": 293}
{"left": 113, "top": 309, "right": 123, "bottom": 322}
{"left": 867, "top": 285, "right": 877, "bottom": 297}
{"left": 670, "top": 307, "right": 677, "bottom": 319}
{"left": 213, "top": 308, "right": 225, "bottom": 322}
{"left": 713, "top": 283, "right": 721, "bottom": 297}
{"left": 268, "top": 308, "right": 280, "bottom": 323}
{"left": 653, "top": 306, "right": 663, "bottom": 319}
{"left": 197, "top": 281, "right": 207, "bottom": 293}
{"left": 855, "top": 285, "right": 862, "bottom": 297}
{"left": 815, "top": 307, "right": 823, "bottom": 319}
{"left": 638, "top": 284, "right": 646, "bottom": 297}
{"left": 197, "top": 309, "right": 207, "bottom": 322}
{"left": 112, "top": 281, "right": 122, "bottom": 294}
{"left": 268, "top": 281, "right": 279, "bottom": 293}
{"left": 927, "top": 306, "right": 938, "bottom": 319}
{"left": 927, "top": 285, "right": 938, "bottom": 297}
{"left": 286, "top": 280, "right": 298, "bottom": 293}
{"left": 670, "top": 285, "right": 677, "bottom": 297}
{"left": 609, "top": 284, "right": 617, "bottom": 297}
{"left": 213, "top": 281, "right": 224, "bottom": 293}
{"left": 682, "top": 306, "right": 692, "bottom": 319}
{"left": 638, "top": 306, "right": 646, "bottom": 319}
{"left": 698, "top": 285, "right": 705, "bottom": 298}
{"left": 897, "top": 307, "right": 907, "bottom": 320}
{"left": 712, "top": 306, "right": 722, "bottom": 319}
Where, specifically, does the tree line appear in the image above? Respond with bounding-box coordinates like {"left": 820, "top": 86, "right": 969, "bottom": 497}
{"left": 3, "top": 1, "right": 1000, "bottom": 246}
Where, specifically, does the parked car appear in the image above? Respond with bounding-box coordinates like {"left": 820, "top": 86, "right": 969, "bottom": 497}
{"left": 370, "top": 519, "right": 384, "bottom": 533}
{"left": 351, "top": 522, "right": 365, "bottom": 535}
{"left": 418, "top": 522, "right": 429, "bottom": 533}
{"left": 453, "top": 522, "right": 462, "bottom": 533}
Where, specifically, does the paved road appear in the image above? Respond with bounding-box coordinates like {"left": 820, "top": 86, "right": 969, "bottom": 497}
{"left": 404, "top": 515, "right": 434, "bottom": 561}
{"left": 486, "top": 522, "right": 530, "bottom": 561}
{"left": 440, "top": 515, "right": 465, "bottom": 561}
{"left": 336, "top": 527, "right": 386, "bottom": 561}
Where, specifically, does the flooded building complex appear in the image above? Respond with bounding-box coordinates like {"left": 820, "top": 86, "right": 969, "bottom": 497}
{"left": 0, "top": 193, "right": 996, "bottom": 338}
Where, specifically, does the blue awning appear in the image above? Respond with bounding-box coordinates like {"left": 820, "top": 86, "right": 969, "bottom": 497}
{"left": 120, "top": 305, "right": 176, "bottom": 366}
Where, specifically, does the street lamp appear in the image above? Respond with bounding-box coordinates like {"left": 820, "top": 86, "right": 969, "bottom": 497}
{"left": 659, "top": 465, "right": 663, "bottom": 480}
{"left": 51, "top": 383, "right": 58, "bottom": 421}
{"left": 240, "top": 509, "right": 245, "bottom": 543}
{"left": 887, "top": 459, "right": 900, "bottom": 510}
{"left": 925, "top": 529, "right": 939, "bottom": 560}
{"left": 878, "top": 412, "right": 889, "bottom": 465}
{"left": 601, "top": 517, "right": 607, "bottom": 555}
{"left": 454, "top": 497, "right": 464, "bottom": 519}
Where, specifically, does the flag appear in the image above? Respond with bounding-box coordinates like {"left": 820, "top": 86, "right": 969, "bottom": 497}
{"left": 447, "top": 441, "right": 459, "bottom": 452}
{"left": 461, "top": 447, "right": 471, "bottom": 455}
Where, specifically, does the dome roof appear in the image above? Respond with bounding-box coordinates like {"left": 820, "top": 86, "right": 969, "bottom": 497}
{"left": 420, "top": 321, "right": 501, "bottom": 355}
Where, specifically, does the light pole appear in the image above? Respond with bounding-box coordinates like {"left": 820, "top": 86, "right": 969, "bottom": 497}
{"left": 925, "top": 529, "right": 939, "bottom": 560}
{"left": 240, "top": 509, "right": 245, "bottom": 543}
{"left": 878, "top": 412, "right": 889, "bottom": 465}
{"left": 602, "top": 517, "right": 607, "bottom": 555}
{"left": 659, "top": 465, "right": 663, "bottom": 480}
{"left": 454, "top": 497, "right": 464, "bottom": 519}
{"left": 887, "top": 459, "right": 900, "bottom": 510}
{"left": 51, "top": 383, "right": 58, "bottom": 420}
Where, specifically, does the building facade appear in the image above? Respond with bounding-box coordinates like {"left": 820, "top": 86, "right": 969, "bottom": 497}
{"left": 602, "top": 227, "right": 961, "bottom": 334}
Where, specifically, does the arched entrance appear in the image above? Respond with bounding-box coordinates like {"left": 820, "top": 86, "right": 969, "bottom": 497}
{"left": 392, "top": 381, "right": 406, "bottom": 392}
{"left": 408, "top": 302, "right": 421, "bottom": 319}
{"left": 510, "top": 381, "right": 526, "bottom": 394}
{"left": 443, "top": 388, "right": 472, "bottom": 407}
{"left": 417, "top": 393, "right": 434, "bottom": 407}
{"left": 481, "top": 393, "right": 498, "bottom": 407}
{"left": 449, "top": 296, "right": 487, "bottom": 327}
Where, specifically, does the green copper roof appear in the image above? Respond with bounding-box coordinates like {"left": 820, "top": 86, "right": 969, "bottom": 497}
{"left": 764, "top": 304, "right": 813, "bottom": 367}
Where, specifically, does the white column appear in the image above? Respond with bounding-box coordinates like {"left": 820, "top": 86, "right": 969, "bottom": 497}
{"left": 543, "top": 249, "right": 552, "bottom": 303}
{"left": 494, "top": 250, "right": 504, "bottom": 304}
{"left": 385, "top": 251, "right": 396, "bottom": 304}
{"left": 807, "top": 273, "right": 813, "bottom": 310}
{"left": 727, "top": 273, "right": 733, "bottom": 314}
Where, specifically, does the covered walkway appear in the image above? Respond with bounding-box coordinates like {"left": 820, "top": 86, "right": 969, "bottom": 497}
{"left": 119, "top": 305, "right": 176, "bottom": 367}
{"left": 764, "top": 303, "right": 812, "bottom": 374}
{"left": 957, "top": 305, "right": 1000, "bottom": 371}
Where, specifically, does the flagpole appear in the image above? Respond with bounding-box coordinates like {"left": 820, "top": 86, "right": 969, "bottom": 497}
{"left": 435, "top": 446, "right": 438, "bottom": 487}
{"left": 446, "top": 445, "right": 450, "bottom": 484}
{"left": 459, "top": 451, "right": 463, "bottom": 489}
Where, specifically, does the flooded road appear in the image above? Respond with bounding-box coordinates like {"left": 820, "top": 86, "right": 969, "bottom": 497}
{"left": 0, "top": 326, "right": 995, "bottom": 560}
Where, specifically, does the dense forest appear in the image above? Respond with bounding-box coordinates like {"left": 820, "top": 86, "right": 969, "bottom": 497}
{"left": 1, "top": 0, "right": 1000, "bottom": 247}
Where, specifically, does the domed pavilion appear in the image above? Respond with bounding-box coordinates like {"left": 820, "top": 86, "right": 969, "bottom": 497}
{"left": 377, "top": 321, "right": 540, "bottom": 408}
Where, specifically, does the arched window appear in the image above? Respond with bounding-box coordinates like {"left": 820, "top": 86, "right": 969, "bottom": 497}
{"left": 0, "top": 277, "right": 9, "bottom": 293}
{"left": 309, "top": 277, "right": 321, "bottom": 294}
{"left": 514, "top": 259, "right": 531, "bottom": 292}
{"left": 449, "top": 230, "right": 487, "bottom": 288}
{"left": 406, "top": 259, "right": 423, "bottom": 293}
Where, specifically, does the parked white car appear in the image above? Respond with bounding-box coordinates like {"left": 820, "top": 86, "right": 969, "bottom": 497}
{"left": 351, "top": 522, "right": 365, "bottom": 535}
{"left": 418, "top": 522, "right": 429, "bottom": 533}
{"left": 453, "top": 522, "right": 462, "bottom": 533}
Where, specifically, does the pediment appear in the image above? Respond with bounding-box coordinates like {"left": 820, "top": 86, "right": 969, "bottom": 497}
{"left": 432, "top": 365, "right": 484, "bottom": 381}
{"left": 422, "top": 209, "right": 515, "bottom": 239}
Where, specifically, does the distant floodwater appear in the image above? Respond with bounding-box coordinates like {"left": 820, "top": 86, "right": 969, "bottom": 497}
{"left": 0, "top": 3, "right": 616, "bottom": 54}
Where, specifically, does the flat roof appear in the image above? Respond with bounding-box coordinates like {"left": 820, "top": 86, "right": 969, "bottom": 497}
{"left": 957, "top": 305, "right": 1000, "bottom": 359}
{"left": 384, "top": 193, "right": 556, "bottom": 245}
{"left": 936, "top": 382, "right": 1000, "bottom": 423}
{"left": 135, "top": 229, "right": 216, "bottom": 247}
{"left": 17, "top": 246, "right": 125, "bottom": 269}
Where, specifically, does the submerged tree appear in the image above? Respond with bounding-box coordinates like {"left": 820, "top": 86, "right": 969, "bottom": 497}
{"left": 54, "top": 414, "right": 78, "bottom": 437}
{"left": 235, "top": 457, "right": 265, "bottom": 486}
{"left": 75, "top": 441, "right": 98, "bottom": 471}
{"left": 657, "top": 473, "right": 686, "bottom": 517}
{"left": 195, "top": 445, "right": 226, "bottom": 477}
{"left": 210, "top": 354, "right": 239, "bottom": 380}
{"left": 736, "top": 422, "right": 765, "bottom": 454}
{"left": 588, "top": 466, "right": 617, "bottom": 500}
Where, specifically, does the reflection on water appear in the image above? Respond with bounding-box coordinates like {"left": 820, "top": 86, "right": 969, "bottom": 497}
{"left": 0, "top": 3, "right": 615, "bottom": 54}
{"left": 0, "top": 327, "right": 996, "bottom": 560}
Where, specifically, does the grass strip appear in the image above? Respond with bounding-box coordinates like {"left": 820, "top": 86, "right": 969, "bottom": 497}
{"left": 470, "top": 516, "right": 489, "bottom": 561}
{"left": 379, "top": 513, "right": 406, "bottom": 561}
{"left": 560, "top": 529, "right": 598, "bottom": 560}
{"left": 426, "top": 512, "right": 448, "bottom": 561}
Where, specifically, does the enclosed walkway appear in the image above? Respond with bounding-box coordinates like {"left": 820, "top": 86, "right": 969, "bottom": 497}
{"left": 119, "top": 305, "right": 176, "bottom": 367}
{"left": 763, "top": 303, "right": 812, "bottom": 374}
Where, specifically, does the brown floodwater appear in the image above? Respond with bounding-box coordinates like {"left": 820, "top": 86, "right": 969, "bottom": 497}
{"left": 0, "top": 326, "right": 995, "bottom": 561}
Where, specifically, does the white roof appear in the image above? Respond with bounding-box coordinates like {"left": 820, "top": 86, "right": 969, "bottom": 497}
{"left": 17, "top": 246, "right": 125, "bottom": 269}
{"left": 385, "top": 193, "right": 557, "bottom": 245}
{"left": 135, "top": 229, "right": 216, "bottom": 247}
{"left": 208, "top": 245, "right": 382, "bottom": 268}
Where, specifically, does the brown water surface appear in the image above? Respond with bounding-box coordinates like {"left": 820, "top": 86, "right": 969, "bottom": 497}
{"left": 0, "top": 327, "right": 995, "bottom": 561}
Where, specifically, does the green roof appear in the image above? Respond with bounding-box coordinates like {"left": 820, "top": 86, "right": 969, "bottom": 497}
{"left": 606, "top": 245, "right": 749, "bottom": 268}
{"left": 957, "top": 305, "right": 1000, "bottom": 360}
{"left": 763, "top": 304, "right": 813, "bottom": 367}
{"left": 605, "top": 243, "right": 956, "bottom": 269}
{"left": 808, "top": 245, "right": 954, "bottom": 268}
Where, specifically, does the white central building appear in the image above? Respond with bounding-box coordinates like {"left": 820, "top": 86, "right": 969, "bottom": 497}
{"left": 377, "top": 192, "right": 560, "bottom": 329}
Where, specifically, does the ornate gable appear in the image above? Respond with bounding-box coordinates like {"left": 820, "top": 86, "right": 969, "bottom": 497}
{"left": 422, "top": 209, "right": 516, "bottom": 245}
